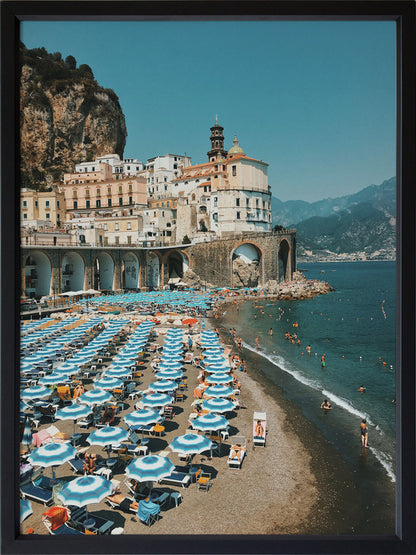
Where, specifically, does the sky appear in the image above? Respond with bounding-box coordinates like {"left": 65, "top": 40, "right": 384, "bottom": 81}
{"left": 21, "top": 20, "right": 396, "bottom": 202}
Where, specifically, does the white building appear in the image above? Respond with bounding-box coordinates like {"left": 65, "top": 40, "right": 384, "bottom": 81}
{"left": 75, "top": 154, "right": 144, "bottom": 176}
{"left": 145, "top": 154, "right": 192, "bottom": 199}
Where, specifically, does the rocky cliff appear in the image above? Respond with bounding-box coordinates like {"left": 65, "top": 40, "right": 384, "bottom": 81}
{"left": 20, "top": 44, "right": 127, "bottom": 189}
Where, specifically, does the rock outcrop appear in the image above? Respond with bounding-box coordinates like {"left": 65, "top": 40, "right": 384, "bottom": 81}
{"left": 262, "top": 278, "right": 334, "bottom": 299}
{"left": 232, "top": 258, "right": 259, "bottom": 288}
{"left": 20, "top": 44, "right": 127, "bottom": 188}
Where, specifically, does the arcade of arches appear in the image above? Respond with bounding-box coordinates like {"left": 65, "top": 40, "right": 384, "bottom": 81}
{"left": 21, "top": 231, "right": 296, "bottom": 297}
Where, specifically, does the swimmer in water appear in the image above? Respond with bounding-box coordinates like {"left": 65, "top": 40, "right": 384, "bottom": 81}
{"left": 358, "top": 386, "right": 366, "bottom": 393}
{"left": 321, "top": 354, "right": 326, "bottom": 367}
{"left": 269, "top": 328, "right": 273, "bottom": 336}
{"left": 306, "top": 345, "right": 311, "bottom": 354}
{"left": 320, "top": 400, "right": 332, "bottom": 410}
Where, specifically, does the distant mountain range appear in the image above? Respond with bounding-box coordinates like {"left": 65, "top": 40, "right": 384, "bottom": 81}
{"left": 272, "top": 177, "right": 396, "bottom": 261}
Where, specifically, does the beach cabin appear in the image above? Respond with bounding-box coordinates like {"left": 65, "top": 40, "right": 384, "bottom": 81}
{"left": 253, "top": 411, "right": 266, "bottom": 447}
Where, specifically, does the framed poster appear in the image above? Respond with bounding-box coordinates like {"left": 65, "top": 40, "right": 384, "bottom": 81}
{"left": 1, "top": 1, "right": 415, "bottom": 554}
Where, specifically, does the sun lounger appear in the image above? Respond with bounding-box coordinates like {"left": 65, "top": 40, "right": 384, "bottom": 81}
{"left": 227, "top": 445, "right": 246, "bottom": 468}
{"left": 159, "top": 471, "right": 191, "bottom": 489}
{"left": 42, "top": 507, "right": 85, "bottom": 535}
{"left": 69, "top": 506, "right": 115, "bottom": 534}
{"left": 20, "top": 475, "right": 54, "bottom": 506}
{"left": 105, "top": 493, "right": 137, "bottom": 513}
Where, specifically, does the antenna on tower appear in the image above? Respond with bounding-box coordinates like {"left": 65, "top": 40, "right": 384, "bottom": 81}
{"left": 215, "top": 114, "right": 218, "bottom": 124}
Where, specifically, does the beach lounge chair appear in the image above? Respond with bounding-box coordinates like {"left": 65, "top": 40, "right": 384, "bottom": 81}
{"left": 105, "top": 493, "right": 137, "bottom": 513}
{"left": 42, "top": 507, "right": 84, "bottom": 535}
{"left": 137, "top": 499, "right": 160, "bottom": 527}
{"left": 196, "top": 471, "right": 212, "bottom": 492}
{"left": 20, "top": 471, "right": 54, "bottom": 506}
{"left": 253, "top": 412, "right": 267, "bottom": 447}
{"left": 68, "top": 506, "right": 115, "bottom": 534}
{"left": 159, "top": 470, "right": 191, "bottom": 489}
{"left": 227, "top": 444, "right": 247, "bottom": 469}
{"left": 78, "top": 413, "right": 93, "bottom": 429}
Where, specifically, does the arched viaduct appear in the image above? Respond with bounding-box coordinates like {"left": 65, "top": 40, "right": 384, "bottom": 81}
{"left": 20, "top": 230, "right": 296, "bottom": 297}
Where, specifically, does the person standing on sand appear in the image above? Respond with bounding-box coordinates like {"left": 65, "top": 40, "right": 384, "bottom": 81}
{"left": 360, "top": 419, "right": 369, "bottom": 447}
{"left": 237, "top": 337, "right": 242, "bottom": 350}
{"left": 255, "top": 336, "right": 260, "bottom": 351}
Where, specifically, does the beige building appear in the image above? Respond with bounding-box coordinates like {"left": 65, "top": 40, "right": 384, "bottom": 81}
{"left": 60, "top": 175, "right": 147, "bottom": 218}
{"left": 174, "top": 123, "right": 272, "bottom": 240}
{"left": 21, "top": 187, "right": 67, "bottom": 229}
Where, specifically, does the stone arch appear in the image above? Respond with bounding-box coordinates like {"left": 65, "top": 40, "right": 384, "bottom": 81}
{"left": 122, "top": 252, "right": 140, "bottom": 290}
{"left": 62, "top": 251, "right": 86, "bottom": 292}
{"left": 93, "top": 251, "right": 115, "bottom": 291}
{"left": 278, "top": 239, "right": 291, "bottom": 282}
{"left": 231, "top": 242, "right": 263, "bottom": 288}
{"left": 146, "top": 252, "right": 161, "bottom": 289}
{"left": 23, "top": 250, "right": 52, "bottom": 298}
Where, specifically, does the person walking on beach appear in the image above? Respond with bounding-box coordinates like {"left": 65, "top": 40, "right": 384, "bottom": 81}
{"left": 255, "top": 336, "right": 260, "bottom": 351}
{"left": 237, "top": 336, "right": 242, "bottom": 351}
{"left": 188, "top": 335, "right": 193, "bottom": 351}
{"left": 360, "top": 419, "right": 369, "bottom": 447}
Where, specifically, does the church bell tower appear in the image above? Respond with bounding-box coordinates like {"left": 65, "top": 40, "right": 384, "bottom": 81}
{"left": 207, "top": 116, "right": 228, "bottom": 161}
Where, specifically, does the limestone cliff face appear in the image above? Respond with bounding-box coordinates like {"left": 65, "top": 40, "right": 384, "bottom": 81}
{"left": 20, "top": 44, "right": 127, "bottom": 188}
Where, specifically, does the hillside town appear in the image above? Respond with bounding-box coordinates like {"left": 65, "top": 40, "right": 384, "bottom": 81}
{"left": 21, "top": 121, "right": 273, "bottom": 249}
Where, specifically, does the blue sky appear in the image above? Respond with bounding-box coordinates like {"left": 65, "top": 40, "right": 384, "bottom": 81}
{"left": 21, "top": 20, "right": 396, "bottom": 202}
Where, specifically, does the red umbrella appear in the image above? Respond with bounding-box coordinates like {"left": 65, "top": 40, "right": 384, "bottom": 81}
{"left": 182, "top": 318, "right": 198, "bottom": 326}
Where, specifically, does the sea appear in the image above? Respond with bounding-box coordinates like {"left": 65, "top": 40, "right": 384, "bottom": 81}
{"left": 217, "top": 260, "right": 397, "bottom": 534}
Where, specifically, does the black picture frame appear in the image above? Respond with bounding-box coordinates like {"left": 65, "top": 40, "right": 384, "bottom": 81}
{"left": 1, "top": 2, "right": 415, "bottom": 554}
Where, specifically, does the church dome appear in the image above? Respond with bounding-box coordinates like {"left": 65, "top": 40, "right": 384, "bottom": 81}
{"left": 228, "top": 135, "right": 245, "bottom": 156}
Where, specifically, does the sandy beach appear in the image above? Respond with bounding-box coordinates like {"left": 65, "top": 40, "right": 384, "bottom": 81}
{"left": 20, "top": 304, "right": 322, "bottom": 536}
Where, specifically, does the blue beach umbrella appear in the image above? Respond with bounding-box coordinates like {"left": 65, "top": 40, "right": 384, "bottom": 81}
{"left": 38, "top": 373, "right": 70, "bottom": 386}
{"left": 204, "top": 363, "right": 231, "bottom": 373}
{"left": 87, "top": 425, "right": 129, "bottom": 448}
{"left": 205, "top": 373, "right": 233, "bottom": 385}
{"left": 28, "top": 441, "right": 77, "bottom": 480}
{"left": 158, "top": 361, "right": 183, "bottom": 370}
{"left": 21, "top": 385, "right": 51, "bottom": 400}
{"left": 155, "top": 369, "right": 184, "bottom": 381}
{"left": 168, "top": 433, "right": 213, "bottom": 455}
{"left": 192, "top": 413, "right": 229, "bottom": 432}
{"left": 57, "top": 475, "right": 113, "bottom": 507}
{"left": 203, "top": 385, "right": 234, "bottom": 398}
{"left": 203, "top": 356, "right": 228, "bottom": 365}
{"left": 55, "top": 403, "right": 93, "bottom": 433}
{"left": 124, "top": 409, "right": 163, "bottom": 429}
{"left": 20, "top": 499, "right": 33, "bottom": 523}
{"left": 141, "top": 392, "right": 173, "bottom": 408}
{"left": 201, "top": 397, "right": 235, "bottom": 413}
{"left": 21, "top": 417, "right": 33, "bottom": 451}
{"left": 149, "top": 379, "right": 178, "bottom": 392}
{"left": 125, "top": 455, "right": 174, "bottom": 483}
{"left": 94, "top": 377, "right": 124, "bottom": 390}
{"left": 78, "top": 388, "right": 112, "bottom": 406}
{"left": 104, "top": 368, "right": 132, "bottom": 379}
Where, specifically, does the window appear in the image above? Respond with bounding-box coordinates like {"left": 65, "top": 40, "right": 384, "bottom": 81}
{"left": 236, "top": 212, "right": 241, "bottom": 219}
{"left": 108, "top": 198, "right": 112, "bottom": 207}
{"left": 119, "top": 186, "right": 123, "bottom": 194}
{"left": 57, "top": 201, "right": 60, "bottom": 208}
{"left": 23, "top": 213, "right": 27, "bottom": 219}
{"left": 85, "top": 189, "right": 90, "bottom": 197}
{"left": 104, "top": 224, "right": 108, "bottom": 231}
{"left": 35, "top": 201, "right": 38, "bottom": 207}
{"left": 256, "top": 198, "right": 259, "bottom": 207}
{"left": 46, "top": 213, "right": 50, "bottom": 219}
{"left": 127, "top": 222, "right": 131, "bottom": 230}
{"left": 115, "top": 236, "right": 119, "bottom": 245}
{"left": 107, "top": 187, "right": 111, "bottom": 195}
{"left": 119, "top": 198, "right": 123, "bottom": 206}
{"left": 127, "top": 236, "right": 132, "bottom": 245}
{"left": 236, "top": 198, "right": 240, "bottom": 207}
{"left": 128, "top": 184, "right": 132, "bottom": 192}
{"left": 129, "top": 196, "right": 133, "bottom": 205}
{"left": 73, "top": 191, "right": 77, "bottom": 198}
{"left": 22, "top": 200, "right": 27, "bottom": 207}
{"left": 173, "top": 164, "right": 177, "bottom": 169}
{"left": 232, "top": 165, "right": 237, "bottom": 176}
{"left": 73, "top": 201, "right": 78, "bottom": 209}
{"left": 96, "top": 189, "right": 101, "bottom": 197}
{"left": 96, "top": 200, "right": 101, "bottom": 208}
{"left": 45, "top": 200, "right": 50, "bottom": 207}
{"left": 246, "top": 198, "right": 249, "bottom": 206}
{"left": 115, "top": 223, "right": 119, "bottom": 230}
{"left": 212, "top": 212, "right": 218, "bottom": 222}
{"left": 86, "top": 200, "right": 91, "bottom": 209}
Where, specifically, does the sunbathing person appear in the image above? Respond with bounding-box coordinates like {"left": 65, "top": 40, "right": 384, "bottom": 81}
{"left": 106, "top": 493, "right": 139, "bottom": 512}
{"left": 83, "top": 453, "right": 97, "bottom": 475}
{"left": 229, "top": 445, "right": 243, "bottom": 461}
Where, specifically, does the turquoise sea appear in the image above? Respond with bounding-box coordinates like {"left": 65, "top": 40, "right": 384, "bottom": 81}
{"left": 218, "top": 261, "right": 396, "bottom": 533}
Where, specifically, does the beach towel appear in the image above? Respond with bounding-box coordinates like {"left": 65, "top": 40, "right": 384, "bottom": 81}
{"left": 137, "top": 499, "right": 160, "bottom": 524}
{"left": 41, "top": 506, "right": 69, "bottom": 530}
{"left": 32, "top": 429, "right": 52, "bottom": 448}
